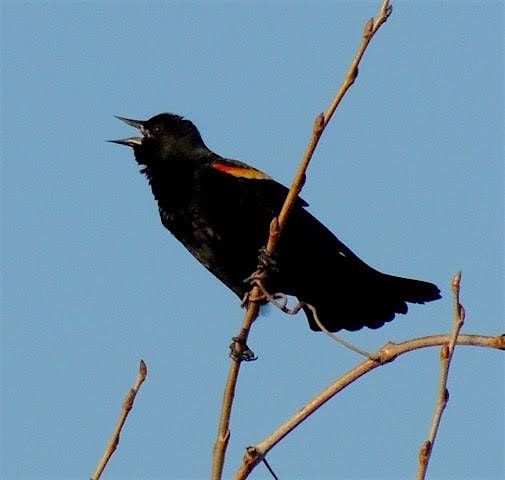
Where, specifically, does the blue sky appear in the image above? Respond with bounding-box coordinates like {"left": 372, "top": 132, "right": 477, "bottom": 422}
{"left": 1, "top": 1, "right": 503, "bottom": 479}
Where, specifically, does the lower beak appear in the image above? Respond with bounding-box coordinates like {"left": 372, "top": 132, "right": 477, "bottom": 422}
{"left": 108, "top": 137, "right": 142, "bottom": 147}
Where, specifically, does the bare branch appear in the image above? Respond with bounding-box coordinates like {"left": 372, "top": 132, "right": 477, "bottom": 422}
{"left": 212, "top": 304, "right": 259, "bottom": 480}
{"left": 322, "top": 0, "right": 392, "bottom": 128}
{"left": 234, "top": 333, "right": 504, "bottom": 479}
{"left": 211, "top": 3, "right": 394, "bottom": 478}
{"left": 416, "top": 272, "right": 465, "bottom": 479}
{"left": 90, "top": 360, "right": 147, "bottom": 480}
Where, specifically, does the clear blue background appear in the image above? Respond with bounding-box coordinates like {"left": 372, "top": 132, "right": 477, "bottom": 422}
{"left": 1, "top": 1, "right": 503, "bottom": 479}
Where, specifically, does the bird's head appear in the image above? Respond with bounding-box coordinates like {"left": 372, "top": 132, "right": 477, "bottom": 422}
{"left": 110, "top": 113, "right": 206, "bottom": 169}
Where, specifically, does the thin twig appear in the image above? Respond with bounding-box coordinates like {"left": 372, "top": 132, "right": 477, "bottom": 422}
{"left": 271, "top": 0, "right": 393, "bottom": 241}
{"left": 251, "top": 283, "right": 374, "bottom": 358}
{"left": 211, "top": 0, "right": 392, "bottom": 480}
{"left": 211, "top": 2, "right": 393, "bottom": 478}
{"left": 90, "top": 360, "right": 147, "bottom": 480}
{"left": 262, "top": 457, "right": 279, "bottom": 480}
{"left": 306, "top": 303, "right": 374, "bottom": 358}
{"left": 234, "top": 332, "right": 503, "bottom": 479}
{"left": 416, "top": 272, "right": 465, "bottom": 479}
{"left": 322, "top": 0, "right": 392, "bottom": 127}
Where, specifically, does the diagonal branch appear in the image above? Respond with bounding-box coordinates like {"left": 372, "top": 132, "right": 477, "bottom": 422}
{"left": 234, "top": 332, "right": 504, "bottom": 479}
{"left": 211, "top": 2, "right": 393, "bottom": 479}
{"left": 416, "top": 272, "right": 465, "bottom": 479}
{"left": 90, "top": 360, "right": 147, "bottom": 480}
{"left": 269, "top": 0, "right": 393, "bottom": 249}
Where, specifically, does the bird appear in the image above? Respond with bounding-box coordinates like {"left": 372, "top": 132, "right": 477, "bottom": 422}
{"left": 110, "top": 113, "right": 440, "bottom": 332}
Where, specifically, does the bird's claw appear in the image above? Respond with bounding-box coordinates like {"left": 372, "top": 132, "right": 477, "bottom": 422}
{"left": 257, "top": 247, "right": 279, "bottom": 274}
{"left": 229, "top": 336, "right": 257, "bottom": 362}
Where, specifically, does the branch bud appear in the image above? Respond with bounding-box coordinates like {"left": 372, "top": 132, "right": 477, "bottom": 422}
{"left": 363, "top": 18, "right": 374, "bottom": 38}
{"left": 451, "top": 271, "right": 462, "bottom": 295}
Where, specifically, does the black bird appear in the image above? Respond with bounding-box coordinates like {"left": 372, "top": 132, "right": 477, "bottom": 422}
{"left": 111, "top": 113, "right": 440, "bottom": 332}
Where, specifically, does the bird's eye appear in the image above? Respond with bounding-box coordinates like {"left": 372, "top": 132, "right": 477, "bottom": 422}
{"left": 153, "top": 125, "right": 161, "bottom": 134}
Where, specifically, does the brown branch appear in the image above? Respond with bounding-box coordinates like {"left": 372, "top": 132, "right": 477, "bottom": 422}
{"left": 322, "top": 0, "right": 393, "bottom": 129}
{"left": 234, "top": 333, "right": 504, "bottom": 479}
{"left": 90, "top": 360, "right": 147, "bottom": 480}
{"left": 271, "top": 0, "right": 393, "bottom": 248}
{"left": 416, "top": 272, "right": 465, "bottom": 479}
{"left": 211, "top": 2, "right": 393, "bottom": 478}
{"left": 211, "top": 296, "right": 260, "bottom": 480}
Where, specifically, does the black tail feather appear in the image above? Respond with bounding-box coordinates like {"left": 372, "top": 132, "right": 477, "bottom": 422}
{"left": 302, "top": 274, "right": 441, "bottom": 332}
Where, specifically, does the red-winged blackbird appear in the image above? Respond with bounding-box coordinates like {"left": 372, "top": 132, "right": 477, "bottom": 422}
{"left": 111, "top": 113, "right": 440, "bottom": 332}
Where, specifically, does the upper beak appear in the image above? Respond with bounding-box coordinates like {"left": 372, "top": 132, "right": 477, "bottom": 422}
{"left": 108, "top": 116, "right": 145, "bottom": 147}
{"left": 115, "top": 116, "right": 145, "bottom": 130}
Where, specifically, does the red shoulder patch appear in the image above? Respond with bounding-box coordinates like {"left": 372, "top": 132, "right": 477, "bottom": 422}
{"left": 211, "top": 160, "right": 271, "bottom": 180}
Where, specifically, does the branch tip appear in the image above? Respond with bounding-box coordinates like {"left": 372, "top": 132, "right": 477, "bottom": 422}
{"left": 382, "top": 0, "right": 393, "bottom": 19}
{"left": 139, "top": 359, "right": 147, "bottom": 379}
{"left": 451, "top": 271, "right": 462, "bottom": 294}
{"left": 91, "top": 362, "right": 147, "bottom": 480}
{"left": 312, "top": 113, "right": 325, "bottom": 136}
{"left": 418, "top": 270, "right": 465, "bottom": 479}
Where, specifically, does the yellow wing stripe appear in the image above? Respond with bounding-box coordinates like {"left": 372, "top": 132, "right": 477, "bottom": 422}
{"left": 211, "top": 161, "right": 271, "bottom": 180}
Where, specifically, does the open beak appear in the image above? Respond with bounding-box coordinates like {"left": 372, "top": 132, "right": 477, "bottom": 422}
{"left": 108, "top": 116, "right": 145, "bottom": 147}
{"left": 115, "top": 116, "right": 145, "bottom": 129}
{"left": 108, "top": 137, "right": 142, "bottom": 147}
